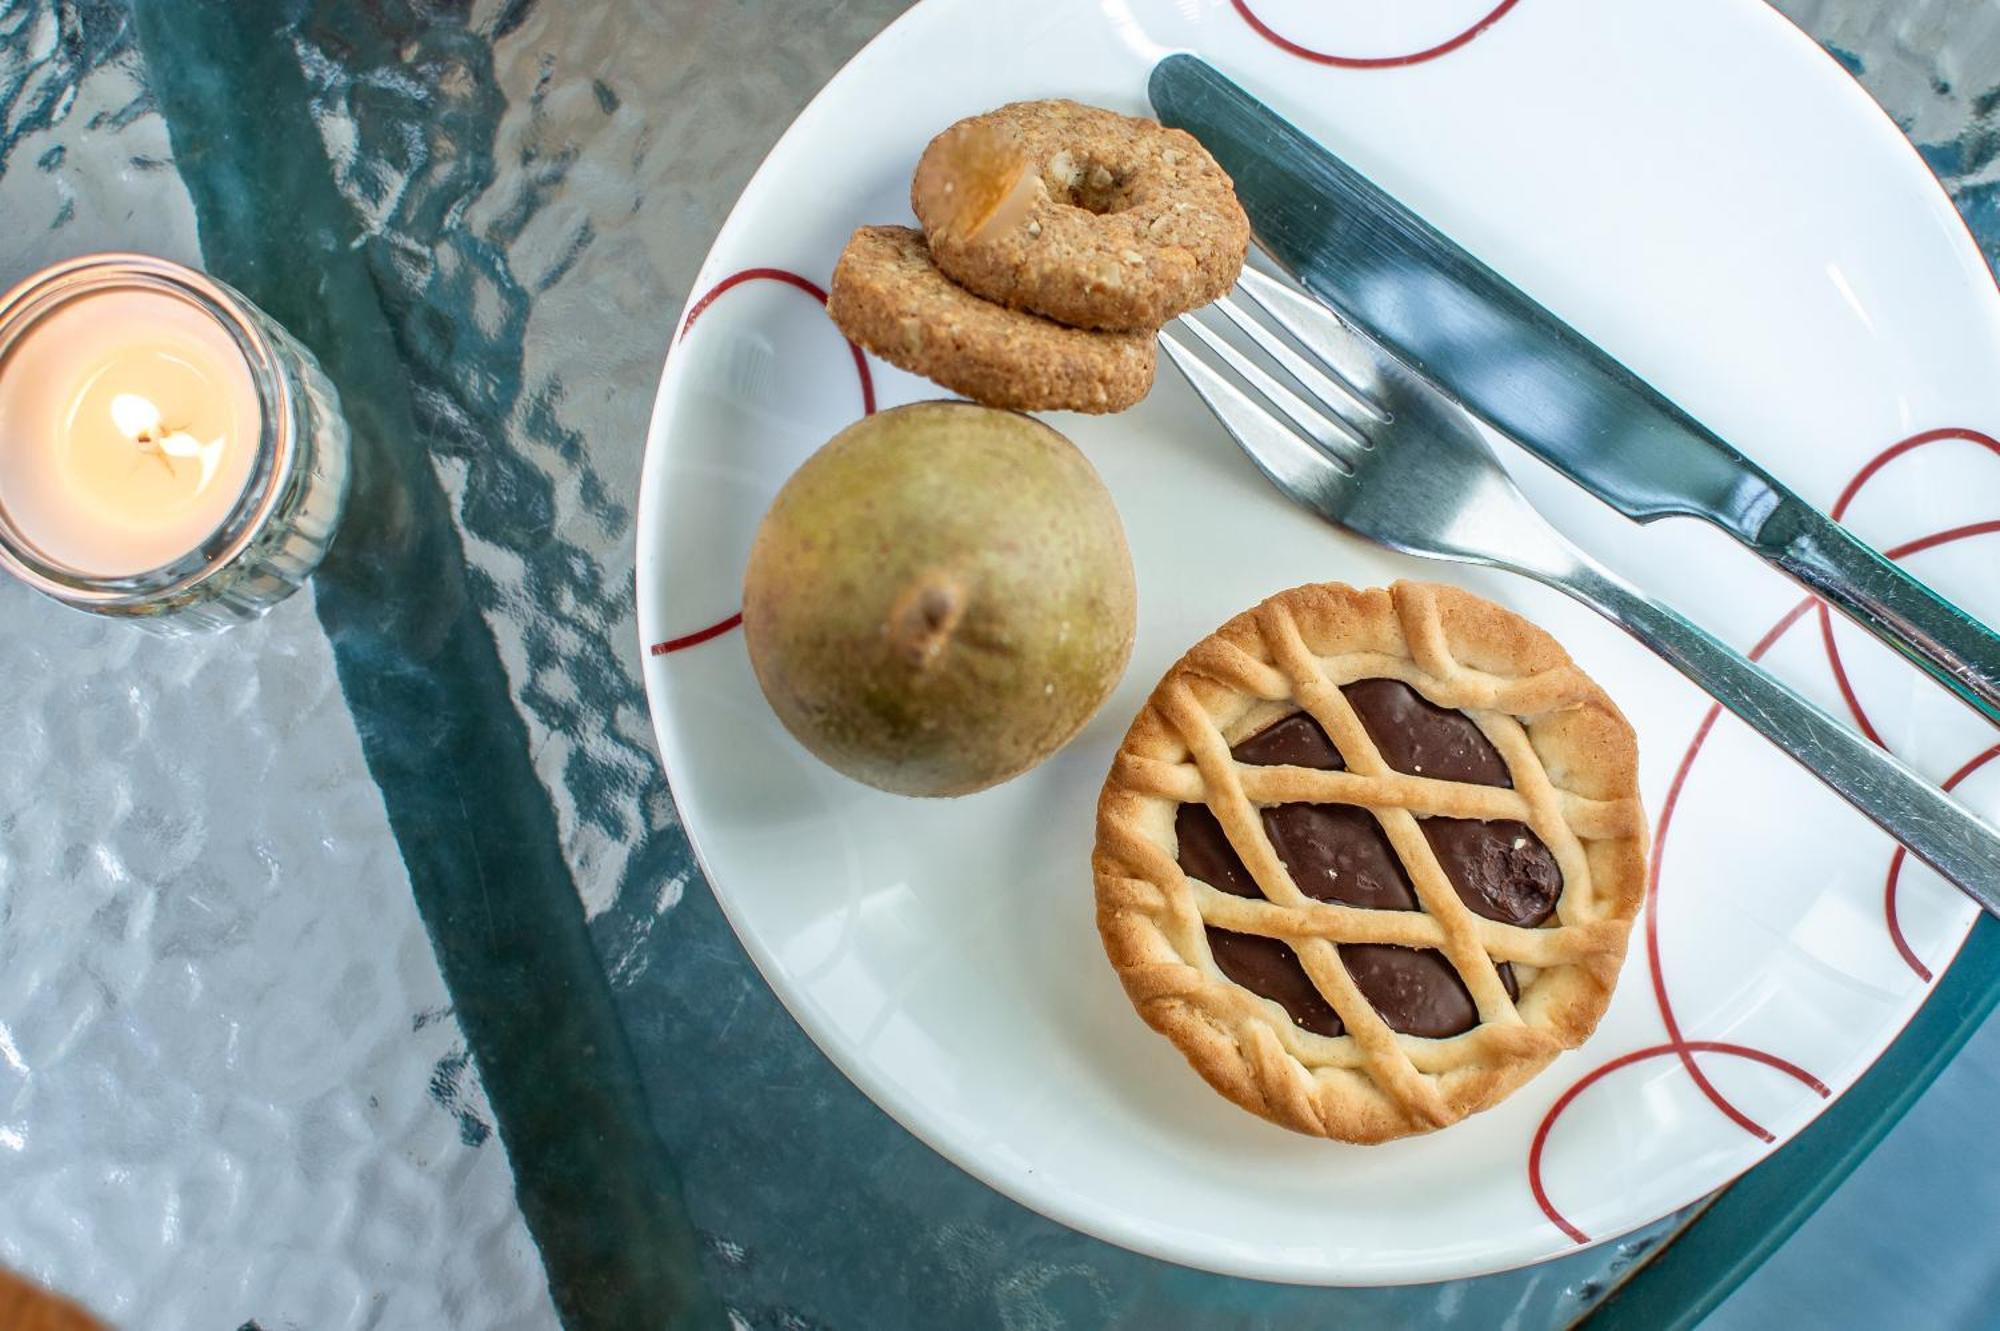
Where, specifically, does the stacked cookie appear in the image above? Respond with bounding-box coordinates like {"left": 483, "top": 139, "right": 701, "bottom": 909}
{"left": 829, "top": 100, "right": 1250, "bottom": 414}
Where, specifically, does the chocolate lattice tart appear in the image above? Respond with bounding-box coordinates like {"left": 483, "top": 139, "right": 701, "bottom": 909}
{"left": 1092, "top": 582, "right": 1647, "bottom": 1142}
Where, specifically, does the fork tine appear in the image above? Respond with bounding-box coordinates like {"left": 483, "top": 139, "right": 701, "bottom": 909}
{"left": 1176, "top": 309, "right": 1367, "bottom": 463}
{"left": 1210, "top": 293, "right": 1379, "bottom": 445}
{"left": 1158, "top": 324, "right": 1354, "bottom": 503}
{"left": 1236, "top": 266, "right": 1393, "bottom": 424}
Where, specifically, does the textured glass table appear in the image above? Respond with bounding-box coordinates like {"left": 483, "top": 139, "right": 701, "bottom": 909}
{"left": 0, "top": 2, "right": 1994, "bottom": 1327}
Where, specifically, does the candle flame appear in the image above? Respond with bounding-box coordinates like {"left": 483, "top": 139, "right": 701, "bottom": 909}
{"left": 109, "top": 392, "right": 163, "bottom": 441}
{"left": 109, "top": 391, "right": 225, "bottom": 492}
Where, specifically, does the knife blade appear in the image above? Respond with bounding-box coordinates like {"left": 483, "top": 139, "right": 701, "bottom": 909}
{"left": 1151, "top": 53, "right": 2000, "bottom": 728}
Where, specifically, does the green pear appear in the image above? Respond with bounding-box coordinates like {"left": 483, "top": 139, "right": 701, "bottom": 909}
{"left": 744, "top": 401, "right": 1136, "bottom": 796}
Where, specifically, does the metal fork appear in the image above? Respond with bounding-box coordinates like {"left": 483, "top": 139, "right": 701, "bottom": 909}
{"left": 1164, "top": 265, "right": 2000, "bottom": 917}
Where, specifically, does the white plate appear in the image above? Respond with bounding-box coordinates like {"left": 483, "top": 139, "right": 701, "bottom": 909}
{"left": 636, "top": 0, "right": 2000, "bottom": 1285}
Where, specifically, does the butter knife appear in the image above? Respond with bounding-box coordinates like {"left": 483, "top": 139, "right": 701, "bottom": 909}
{"left": 1151, "top": 54, "right": 2000, "bottom": 728}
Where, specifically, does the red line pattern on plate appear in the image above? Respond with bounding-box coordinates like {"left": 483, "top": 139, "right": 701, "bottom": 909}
{"left": 1229, "top": 0, "right": 1523, "bottom": 69}
{"left": 1815, "top": 431, "right": 2000, "bottom": 746}
{"left": 648, "top": 612, "right": 745, "bottom": 657}
{"left": 1884, "top": 743, "right": 2000, "bottom": 982}
{"left": 1529, "top": 427, "right": 2000, "bottom": 1243}
{"left": 649, "top": 267, "right": 877, "bottom": 656}
{"left": 1527, "top": 1041, "right": 1830, "bottom": 1245}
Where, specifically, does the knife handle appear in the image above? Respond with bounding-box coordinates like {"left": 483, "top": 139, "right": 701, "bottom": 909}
{"left": 1752, "top": 496, "right": 2000, "bottom": 729}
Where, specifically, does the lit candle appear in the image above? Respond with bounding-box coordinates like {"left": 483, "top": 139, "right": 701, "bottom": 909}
{"left": 0, "top": 286, "right": 260, "bottom": 577}
{"left": 0, "top": 255, "right": 349, "bottom": 631}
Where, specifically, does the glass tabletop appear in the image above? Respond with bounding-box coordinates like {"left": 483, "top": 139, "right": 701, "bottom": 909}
{"left": 0, "top": 1, "right": 1993, "bottom": 1327}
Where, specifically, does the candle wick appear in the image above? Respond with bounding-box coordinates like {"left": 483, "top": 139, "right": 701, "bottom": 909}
{"left": 133, "top": 425, "right": 187, "bottom": 477}
{"left": 109, "top": 393, "right": 215, "bottom": 485}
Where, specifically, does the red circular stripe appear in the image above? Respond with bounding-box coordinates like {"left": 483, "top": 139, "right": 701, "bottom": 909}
{"left": 1813, "top": 429, "right": 2000, "bottom": 747}
{"left": 1816, "top": 599, "right": 1888, "bottom": 748}
{"left": 649, "top": 612, "right": 744, "bottom": 657}
{"left": 1643, "top": 600, "right": 1815, "bottom": 1142}
{"left": 1883, "top": 743, "right": 2000, "bottom": 982}
{"left": 1531, "top": 427, "right": 1998, "bottom": 1243}
{"left": 1884, "top": 519, "right": 2000, "bottom": 562}
{"left": 1814, "top": 518, "right": 2000, "bottom": 750}
{"left": 678, "top": 266, "right": 877, "bottom": 416}
{"left": 650, "top": 267, "right": 878, "bottom": 656}
{"left": 1528, "top": 1041, "right": 1829, "bottom": 1243}
{"left": 1230, "top": 0, "right": 1523, "bottom": 69}
{"left": 1828, "top": 428, "right": 2000, "bottom": 523}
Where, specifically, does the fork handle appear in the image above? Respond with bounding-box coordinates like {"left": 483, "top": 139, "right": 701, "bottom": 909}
{"left": 1754, "top": 495, "right": 2000, "bottom": 729}
{"left": 1549, "top": 561, "right": 2000, "bottom": 917}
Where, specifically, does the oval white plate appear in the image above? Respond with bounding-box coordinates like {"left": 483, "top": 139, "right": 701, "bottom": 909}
{"left": 636, "top": 0, "right": 2000, "bottom": 1285}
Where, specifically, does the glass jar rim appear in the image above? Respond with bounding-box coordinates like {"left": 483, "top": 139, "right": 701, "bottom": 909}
{"left": 0, "top": 253, "right": 296, "bottom": 607}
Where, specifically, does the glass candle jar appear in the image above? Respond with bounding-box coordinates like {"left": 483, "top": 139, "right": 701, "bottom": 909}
{"left": 0, "top": 253, "right": 351, "bottom": 633}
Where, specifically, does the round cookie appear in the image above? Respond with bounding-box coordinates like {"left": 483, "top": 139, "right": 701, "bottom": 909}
{"left": 827, "top": 225, "right": 1155, "bottom": 415}
{"left": 912, "top": 99, "right": 1249, "bottom": 333}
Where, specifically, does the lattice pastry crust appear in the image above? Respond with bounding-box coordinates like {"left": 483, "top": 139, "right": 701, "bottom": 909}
{"left": 1093, "top": 582, "right": 1647, "bottom": 1142}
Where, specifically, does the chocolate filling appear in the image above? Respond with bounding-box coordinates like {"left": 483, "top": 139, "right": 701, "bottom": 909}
{"left": 1175, "top": 685, "right": 1551, "bottom": 1040}
{"left": 1264, "top": 803, "right": 1417, "bottom": 909}
{"left": 1205, "top": 931, "right": 1516, "bottom": 1040}
{"left": 1172, "top": 713, "right": 1350, "bottom": 900}
{"left": 1342, "top": 944, "right": 1517, "bottom": 1039}
{"left": 1342, "top": 678, "right": 1511, "bottom": 787}
{"left": 1177, "top": 799, "right": 1415, "bottom": 911}
{"left": 1174, "top": 802, "right": 1260, "bottom": 899}
{"left": 1421, "top": 817, "right": 1562, "bottom": 927}
{"left": 1205, "top": 927, "right": 1342, "bottom": 1037}
{"left": 1230, "top": 711, "right": 1346, "bottom": 770}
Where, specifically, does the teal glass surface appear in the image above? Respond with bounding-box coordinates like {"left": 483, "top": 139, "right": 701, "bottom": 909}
{"left": 0, "top": 2, "right": 1992, "bottom": 1327}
